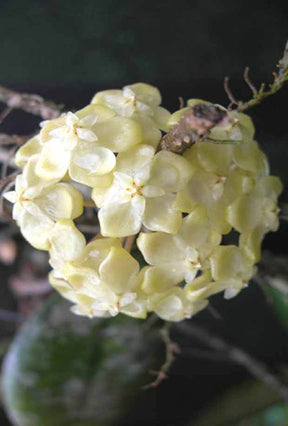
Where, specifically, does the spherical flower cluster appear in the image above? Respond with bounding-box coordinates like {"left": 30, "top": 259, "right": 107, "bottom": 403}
{"left": 5, "top": 83, "right": 283, "bottom": 322}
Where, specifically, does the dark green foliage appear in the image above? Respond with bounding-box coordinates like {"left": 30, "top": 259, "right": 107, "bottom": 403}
{"left": 2, "top": 294, "right": 162, "bottom": 426}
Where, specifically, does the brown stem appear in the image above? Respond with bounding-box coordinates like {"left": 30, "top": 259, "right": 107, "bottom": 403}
{"left": 124, "top": 235, "right": 136, "bottom": 252}
{"left": 244, "top": 66, "right": 257, "bottom": 94}
{"left": 0, "top": 133, "right": 31, "bottom": 146}
{"left": 142, "top": 322, "right": 180, "bottom": 389}
{"left": 176, "top": 322, "right": 288, "bottom": 403}
{"left": 0, "top": 107, "right": 13, "bottom": 124}
{"left": 231, "top": 40, "right": 288, "bottom": 112}
{"left": 0, "top": 86, "right": 63, "bottom": 119}
{"left": 224, "top": 76, "right": 239, "bottom": 107}
{"left": 0, "top": 170, "right": 20, "bottom": 188}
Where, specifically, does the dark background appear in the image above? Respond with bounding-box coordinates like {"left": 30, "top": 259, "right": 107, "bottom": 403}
{"left": 1, "top": 1, "right": 288, "bottom": 425}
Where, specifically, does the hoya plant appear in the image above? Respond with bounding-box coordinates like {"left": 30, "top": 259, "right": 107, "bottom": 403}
{"left": 3, "top": 79, "right": 283, "bottom": 322}
{"left": 1, "top": 40, "right": 288, "bottom": 426}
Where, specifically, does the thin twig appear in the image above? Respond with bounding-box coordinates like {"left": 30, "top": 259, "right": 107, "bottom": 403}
{"left": 176, "top": 322, "right": 288, "bottom": 402}
{"left": 0, "top": 133, "right": 30, "bottom": 146}
{"left": 224, "top": 76, "right": 239, "bottom": 107}
{"left": 225, "top": 40, "right": 288, "bottom": 112}
{"left": 0, "top": 107, "right": 13, "bottom": 124}
{"left": 142, "top": 322, "right": 180, "bottom": 389}
{"left": 1, "top": 146, "right": 18, "bottom": 178}
{"left": 124, "top": 235, "right": 136, "bottom": 253}
{"left": 243, "top": 66, "right": 257, "bottom": 94}
{"left": 0, "top": 86, "right": 63, "bottom": 119}
{"left": 0, "top": 170, "right": 20, "bottom": 188}
{"left": 0, "top": 147, "right": 18, "bottom": 169}
{"left": 178, "top": 96, "right": 185, "bottom": 109}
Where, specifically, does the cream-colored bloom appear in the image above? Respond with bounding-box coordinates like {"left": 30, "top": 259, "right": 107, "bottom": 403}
{"left": 147, "top": 287, "right": 208, "bottom": 321}
{"left": 49, "top": 221, "right": 146, "bottom": 318}
{"left": 186, "top": 245, "right": 255, "bottom": 302}
{"left": 227, "top": 175, "right": 282, "bottom": 234}
{"left": 91, "top": 83, "right": 171, "bottom": 147}
{"left": 36, "top": 105, "right": 142, "bottom": 186}
{"left": 15, "top": 135, "right": 42, "bottom": 168}
{"left": 176, "top": 140, "right": 268, "bottom": 233}
{"left": 137, "top": 205, "right": 221, "bottom": 287}
{"left": 92, "top": 144, "right": 193, "bottom": 237}
{"left": 7, "top": 91, "right": 283, "bottom": 323}
{"left": 4, "top": 157, "right": 83, "bottom": 250}
{"left": 227, "top": 175, "right": 283, "bottom": 261}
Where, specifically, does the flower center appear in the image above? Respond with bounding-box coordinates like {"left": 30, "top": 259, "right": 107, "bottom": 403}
{"left": 126, "top": 181, "right": 144, "bottom": 198}
{"left": 185, "top": 248, "right": 202, "bottom": 270}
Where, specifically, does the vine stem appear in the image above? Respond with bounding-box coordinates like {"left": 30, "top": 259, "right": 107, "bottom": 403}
{"left": 142, "top": 321, "right": 180, "bottom": 389}
{"left": 124, "top": 235, "right": 136, "bottom": 252}
{"left": 176, "top": 322, "right": 288, "bottom": 402}
{"left": 224, "top": 40, "right": 288, "bottom": 112}
{"left": 0, "top": 86, "right": 62, "bottom": 119}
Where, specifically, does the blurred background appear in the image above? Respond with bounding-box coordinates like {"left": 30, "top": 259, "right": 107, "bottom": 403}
{"left": 1, "top": 1, "right": 288, "bottom": 425}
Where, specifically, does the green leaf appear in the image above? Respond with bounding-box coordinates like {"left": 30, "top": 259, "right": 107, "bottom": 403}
{"left": 189, "top": 379, "right": 281, "bottom": 426}
{"left": 258, "top": 253, "right": 288, "bottom": 331}
{"left": 235, "top": 404, "right": 288, "bottom": 426}
{"left": 2, "top": 293, "right": 162, "bottom": 426}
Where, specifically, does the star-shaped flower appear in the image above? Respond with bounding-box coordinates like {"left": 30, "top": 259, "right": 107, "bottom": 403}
{"left": 4, "top": 156, "right": 83, "bottom": 249}
{"left": 92, "top": 144, "right": 193, "bottom": 237}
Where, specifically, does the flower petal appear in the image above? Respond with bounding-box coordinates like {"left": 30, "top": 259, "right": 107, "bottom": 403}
{"left": 133, "top": 115, "right": 162, "bottom": 148}
{"left": 178, "top": 205, "right": 221, "bottom": 249}
{"left": 82, "top": 237, "right": 122, "bottom": 270}
{"left": 69, "top": 145, "right": 116, "bottom": 186}
{"left": 49, "top": 271, "right": 77, "bottom": 303}
{"left": 49, "top": 220, "right": 86, "bottom": 269}
{"left": 76, "top": 128, "right": 98, "bottom": 142}
{"left": 99, "top": 201, "right": 143, "bottom": 237}
{"left": 143, "top": 194, "right": 182, "bottom": 234}
{"left": 116, "top": 144, "right": 155, "bottom": 176}
{"left": 195, "top": 142, "right": 233, "bottom": 174}
{"left": 137, "top": 231, "right": 183, "bottom": 265}
{"left": 35, "top": 139, "right": 70, "bottom": 181}
{"left": 153, "top": 107, "right": 171, "bottom": 131}
{"left": 3, "top": 190, "right": 17, "bottom": 204}
{"left": 138, "top": 266, "right": 183, "bottom": 293}
{"left": 77, "top": 104, "right": 116, "bottom": 122}
{"left": 125, "top": 83, "right": 162, "bottom": 106}
{"left": 233, "top": 141, "right": 268, "bottom": 175}
{"left": 93, "top": 116, "right": 142, "bottom": 152}
{"left": 40, "top": 116, "right": 66, "bottom": 144}
{"left": 19, "top": 209, "right": 55, "bottom": 250}
{"left": 210, "top": 245, "right": 253, "bottom": 282}
{"left": 15, "top": 135, "right": 42, "bottom": 168}
{"left": 35, "top": 182, "right": 83, "bottom": 220}
{"left": 99, "top": 247, "right": 139, "bottom": 293}
{"left": 149, "top": 151, "right": 193, "bottom": 192}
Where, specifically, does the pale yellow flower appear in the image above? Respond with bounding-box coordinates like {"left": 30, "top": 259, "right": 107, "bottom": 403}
{"left": 4, "top": 157, "right": 83, "bottom": 250}
{"left": 49, "top": 221, "right": 146, "bottom": 318}
{"left": 15, "top": 135, "right": 42, "bottom": 168}
{"left": 91, "top": 82, "right": 171, "bottom": 147}
{"left": 137, "top": 205, "right": 221, "bottom": 287}
{"left": 92, "top": 144, "right": 193, "bottom": 237}
{"left": 36, "top": 104, "right": 142, "bottom": 186}
{"left": 228, "top": 175, "right": 283, "bottom": 261}
{"left": 147, "top": 286, "right": 208, "bottom": 321}
{"left": 176, "top": 140, "right": 269, "bottom": 233}
{"left": 186, "top": 245, "right": 255, "bottom": 302}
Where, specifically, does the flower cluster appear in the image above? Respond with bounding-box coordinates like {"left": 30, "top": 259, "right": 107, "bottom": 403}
{"left": 5, "top": 83, "right": 283, "bottom": 321}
